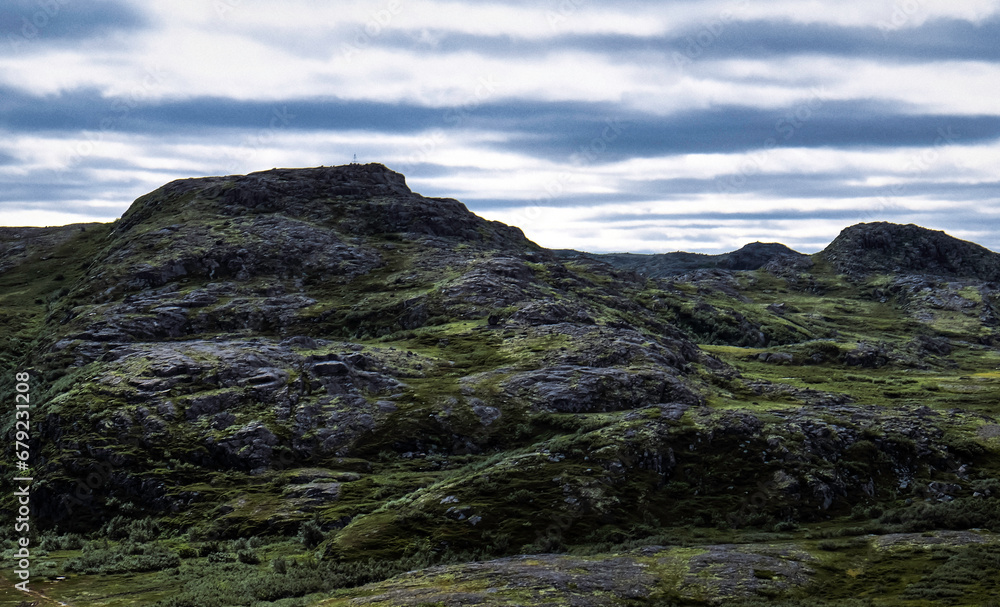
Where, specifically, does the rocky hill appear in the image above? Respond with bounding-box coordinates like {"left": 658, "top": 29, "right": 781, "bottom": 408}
{"left": 820, "top": 221, "right": 1000, "bottom": 281}
{"left": 2, "top": 165, "right": 1000, "bottom": 606}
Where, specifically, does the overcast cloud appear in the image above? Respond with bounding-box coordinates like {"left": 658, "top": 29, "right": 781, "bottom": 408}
{"left": 1, "top": 0, "right": 998, "bottom": 253}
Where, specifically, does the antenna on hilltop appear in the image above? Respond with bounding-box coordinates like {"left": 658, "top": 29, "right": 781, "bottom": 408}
{"left": 351, "top": 154, "right": 358, "bottom": 164}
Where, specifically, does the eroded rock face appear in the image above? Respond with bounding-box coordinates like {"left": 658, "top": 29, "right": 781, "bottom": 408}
{"left": 211, "top": 421, "right": 278, "bottom": 469}
{"left": 843, "top": 342, "right": 890, "bottom": 368}
{"left": 112, "top": 164, "right": 413, "bottom": 236}
{"left": 45, "top": 338, "right": 413, "bottom": 475}
{"left": 502, "top": 365, "right": 699, "bottom": 413}
{"left": 510, "top": 301, "right": 594, "bottom": 326}
{"left": 96, "top": 216, "right": 384, "bottom": 296}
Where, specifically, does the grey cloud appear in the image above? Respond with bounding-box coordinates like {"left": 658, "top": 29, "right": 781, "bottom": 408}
{"left": 0, "top": 0, "right": 145, "bottom": 46}
{"left": 625, "top": 177, "right": 1000, "bottom": 203}
{"left": 489, "top": 100, "right": 999, "bottom": 160}
{"left": 6, "top": 88, "right": 996, "bottom": 158}
{"left": 369, "top": 16, "right": 1000, "bottom": 64}
{"left": 453, "top": 177, "right": 1000, "bottom": 221}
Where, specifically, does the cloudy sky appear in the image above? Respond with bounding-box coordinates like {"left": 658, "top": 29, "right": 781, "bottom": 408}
{"left": 2, "top": 0, "right": 999, "bottom": 253}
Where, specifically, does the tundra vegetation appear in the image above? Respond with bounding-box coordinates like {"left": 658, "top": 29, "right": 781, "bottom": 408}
{"left": 2, "top": 164, "right": 1000, "bottom": 605}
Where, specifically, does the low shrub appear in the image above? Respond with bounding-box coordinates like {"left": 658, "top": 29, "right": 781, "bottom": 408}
{"left": 63, "top": 542, "right": 180, "bottom": 574}
{"left": 297, "top": 520, "right": 325, "bottom": 548}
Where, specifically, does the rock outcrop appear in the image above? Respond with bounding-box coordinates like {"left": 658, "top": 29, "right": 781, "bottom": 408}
{"left": 820, "top": 222, "right": 1000, "bottom": 280}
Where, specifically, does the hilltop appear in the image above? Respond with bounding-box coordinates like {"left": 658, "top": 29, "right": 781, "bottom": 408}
{"left": 2, "top": 165, "right": 1000, "bottom": 606}
{"left": 820, "top": 221, "right": 1000, "bottom": 281}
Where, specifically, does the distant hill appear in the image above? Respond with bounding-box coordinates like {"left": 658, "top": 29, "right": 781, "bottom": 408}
{"left": 556, "top": 241, "right": 808, "bottom": 278}
{"left": 561, "top": 223, "right": 1000, "bottom": 283}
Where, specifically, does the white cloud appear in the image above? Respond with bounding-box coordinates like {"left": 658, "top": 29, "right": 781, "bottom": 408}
{"left": 0, "top": 209, "right": 112, "bottom": 227}
{"left": 687, "top": 57, "right": 1000, "bottom": 116}
{"left": 475, "top": 192, "right": 998, "bottom": 254}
